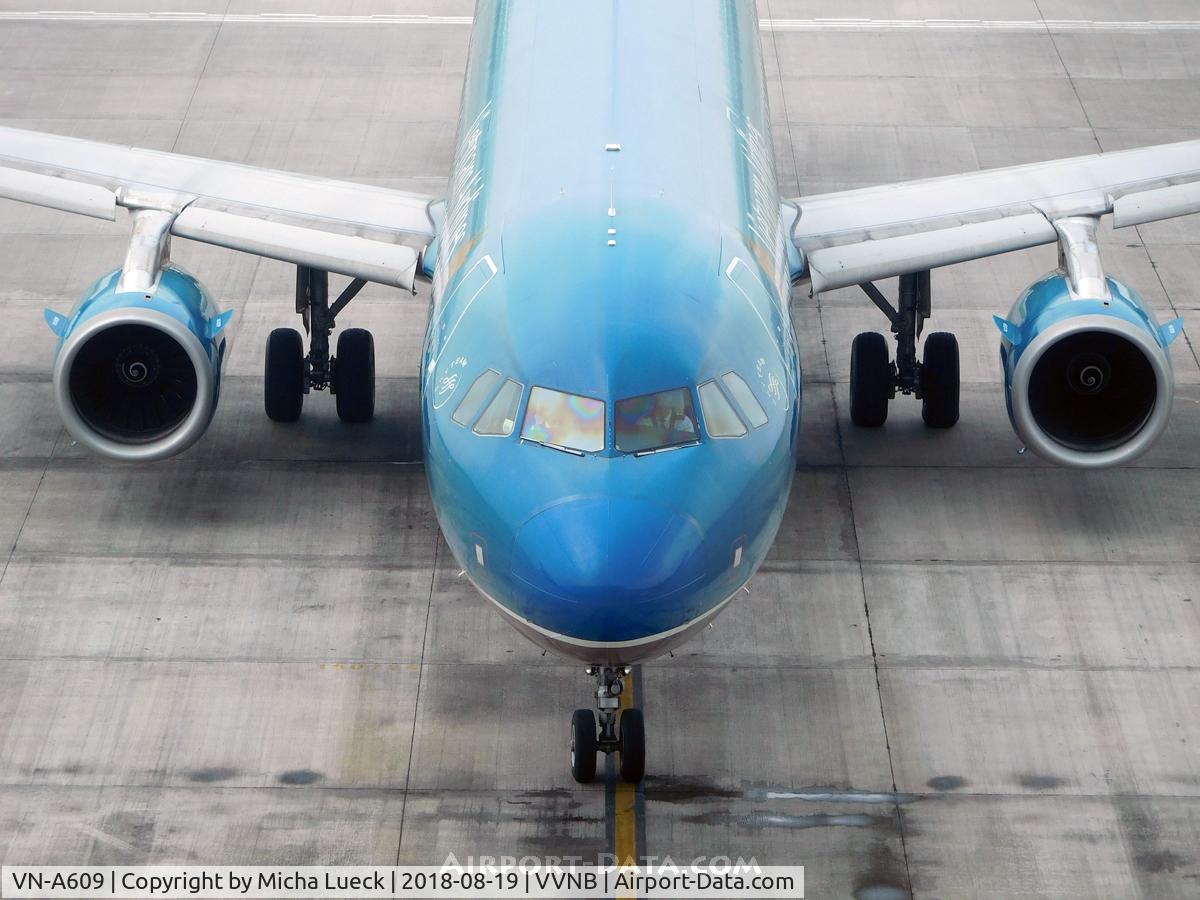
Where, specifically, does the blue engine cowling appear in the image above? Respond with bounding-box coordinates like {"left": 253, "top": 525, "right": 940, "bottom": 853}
{"left": 45, "top": 264, "right": 233, "bottom": 461}
{"left": 997, "top": 271, "right": 1182, "bottom": 468}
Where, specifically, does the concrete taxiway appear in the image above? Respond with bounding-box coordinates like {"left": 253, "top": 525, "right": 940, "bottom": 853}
{"left": 1, "top": 1, "right": 1200, "bottom": 897}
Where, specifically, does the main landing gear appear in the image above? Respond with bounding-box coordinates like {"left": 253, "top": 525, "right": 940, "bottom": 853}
{"left": 265, "top": 266, "right": 375, "bottom": 424}
{"left": 850, "top": 270, "right": 960, "bottom": 429}
{"left": 570, "top": 666, "right": 645, "bottom": 785}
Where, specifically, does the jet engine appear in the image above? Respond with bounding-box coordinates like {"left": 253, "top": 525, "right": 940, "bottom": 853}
{"left": 47, "top": 263, "right": 232, "bottom": 461}
{"left": 997, "top": 270, "right": 1181, "bottom": 468}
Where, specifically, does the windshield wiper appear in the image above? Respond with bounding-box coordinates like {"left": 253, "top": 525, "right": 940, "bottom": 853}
{"left": 633, "top": 440, "right": 701, "bottom": 457}
{"left": 521, "top": 437, "right": 585, "bottom": 457}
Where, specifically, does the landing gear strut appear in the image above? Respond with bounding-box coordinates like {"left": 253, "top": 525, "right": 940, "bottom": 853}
{"left": 851, "top": 270, "right": 959, "bottom": 428}
{"left": 264, "top": 266, "right": 374, "bottom": 423}
{"left": 570, "top": 666, "right": 645, "bottom": 785}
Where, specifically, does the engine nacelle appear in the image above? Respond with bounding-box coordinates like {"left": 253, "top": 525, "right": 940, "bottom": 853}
{"left": 998, "top": 271, "right": 1181, "bottom": 468}
{"left": 47, "top": 264, "right": 232, "bottom": 461}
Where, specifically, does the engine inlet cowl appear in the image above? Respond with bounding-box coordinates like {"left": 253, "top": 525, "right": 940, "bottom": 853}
{"left": 50, "top": 265, "right": 230, "bottom": 461}
{"left": 1000, "top": 272, "right": 1177, "bottom": 468}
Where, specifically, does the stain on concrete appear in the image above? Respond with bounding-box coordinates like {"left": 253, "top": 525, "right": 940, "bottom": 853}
{"left": 32, "top": 764, "right": 90, "bottom": 776}
{"left": 518, "top": 834, "right": 610, "bottom": 861}
{"left": 641, "top": 776, "right": 741, "bottom": 803}
{"left": 513, "top": 788, "right": 575, "bottom": 801}
{"left": 1134, "top": 850, "right": 1187, "bottom": 874}
{"left": 926, "top": 775, "right": 966, "bottom": 791}
{"left": 88, "top": 812, "right": 158, "bottom": 864}
{"left": 1114, "top": 795, "right": 1192, "bottom": 895}
{"left": 187, "top": 767, "right": 238, "bottom": 783}
{"left": 277, "top": 769, "right": 323, "bottom": 785}
{"left": 1017, "top": 774, "right": 1067, "bottom": 790}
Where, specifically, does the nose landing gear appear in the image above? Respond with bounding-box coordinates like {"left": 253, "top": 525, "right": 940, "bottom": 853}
{"left": 570, "top": 666, "right": 645, "bottom": 785}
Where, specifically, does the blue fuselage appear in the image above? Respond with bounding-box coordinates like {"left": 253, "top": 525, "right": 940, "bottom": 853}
{"left": 421, "top": 0, "right": 801, "bottom": 663}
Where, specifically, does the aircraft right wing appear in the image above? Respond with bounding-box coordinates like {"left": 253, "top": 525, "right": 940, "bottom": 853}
{"left": 0, "top": 125, "right": 438, "bottom": 290}
{"left": 789, "top": 140, "right": 1200, "bottom": 293}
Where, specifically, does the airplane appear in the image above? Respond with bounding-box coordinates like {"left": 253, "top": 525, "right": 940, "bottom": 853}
{"left": 1, "top": 0, "right": 1198, "bottom": 786}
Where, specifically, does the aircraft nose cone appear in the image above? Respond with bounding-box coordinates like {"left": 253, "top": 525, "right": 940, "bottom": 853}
{"left": 511, "top": 497, "right": 705, "bottom": 607}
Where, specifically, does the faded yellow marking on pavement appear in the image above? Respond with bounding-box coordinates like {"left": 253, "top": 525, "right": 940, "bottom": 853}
{"left": 614, "top": 670, "right": 638, "bottom": 898}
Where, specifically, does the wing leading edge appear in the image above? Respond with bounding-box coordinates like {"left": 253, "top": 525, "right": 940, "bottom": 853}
{"left": 789, "top": 140, "right": 1200, "bottom": 293}
{"left": 0, "top": 126, "right": 439, "bottom": 290}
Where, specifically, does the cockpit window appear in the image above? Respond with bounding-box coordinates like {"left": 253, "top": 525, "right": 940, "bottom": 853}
{"left": 698, "top": 380, "right": 747, "bottom": 437}
{"left": 521, "top": 386, "right": 606, "bottom": 453}
{"left": 615, "top": 387, "right": 700, "bottom": 454}
{"left": 452, "top": 369, "right": 501, "bottom": 426}
{"left": 474, "top": 378, "right": 523, "bottom": 436}
{"left": 722, "top": 372, "right": 768, "bottom": 428}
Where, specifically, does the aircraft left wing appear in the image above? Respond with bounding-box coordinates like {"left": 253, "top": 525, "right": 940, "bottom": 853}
{"left": 0, "top": 126, "right": 438, "bottom": 290}
{"left": 789, "top": 140, "right": 1200, "bottom": 293}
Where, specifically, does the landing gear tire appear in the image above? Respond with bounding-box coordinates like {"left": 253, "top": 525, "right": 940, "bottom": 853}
{"left": 850, "top": 331, "right": 892, "bottom": 427}
{"left": 921, "top": 331, "right": 960, "bottom": 429}
{"left": 618, "top": 708, "right": 645, "bottom": 784}
{"left": 264, "top": 328, "right": 305, "bottom": 422}
{"left": 334, "top": 328, "right": 375, "bottom": 424}
{"left": 570, "top": 709, "right": 598, "bottom": 784}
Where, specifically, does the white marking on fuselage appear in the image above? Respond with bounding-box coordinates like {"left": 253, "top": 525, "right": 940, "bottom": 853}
{"left": 725, "top": 256, "right": 788, "bottom": 372}
{"left": 4, "top": 13, "right": 1199, "bottom": 32}
{"left": 437, "top": 99, "right": 492, "bottom": 297}
{"left": 726, "top": 106, "right": 783, "bottom": 278}
{"left": 429, "top": 254, "right": 498, "bottom": 373}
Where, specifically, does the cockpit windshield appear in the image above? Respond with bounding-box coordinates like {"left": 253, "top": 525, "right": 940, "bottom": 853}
{"left": 521, "top": 386, "right": 606, "bottom": 453}
{"left": 615, "top": 387, "right": 700, "bottom": 454}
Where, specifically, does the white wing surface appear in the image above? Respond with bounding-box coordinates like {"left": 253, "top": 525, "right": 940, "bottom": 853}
{"left": 790, "top": 140, "right": 1200, "bottom": 293}
{"left": 0, "top": 126, "right": 439, "bottom": 290}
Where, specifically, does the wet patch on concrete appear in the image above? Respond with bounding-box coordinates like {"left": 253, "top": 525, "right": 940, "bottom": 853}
{"left": 643, "top": 777, "right": 916, "bottom": 806}
{"left": 681, "top": 809, "right": 895, "bottom": 831}
{"left": 750, "top": 787, "right": 917, "bottom": 805}
{"left": 854, "top": 839, "right": 911, "bottom": 900}
{"left": 187, "top": 767, "right": 238, "bottom": 783}
{"left": 277, "top": 769, "right": 323, "bottom": 785}
{"left": 1017, "top": 774, "right": 1067, "bottom": 790}
{"left": 926, "top": 775, "right": 967, "bottom": 791}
